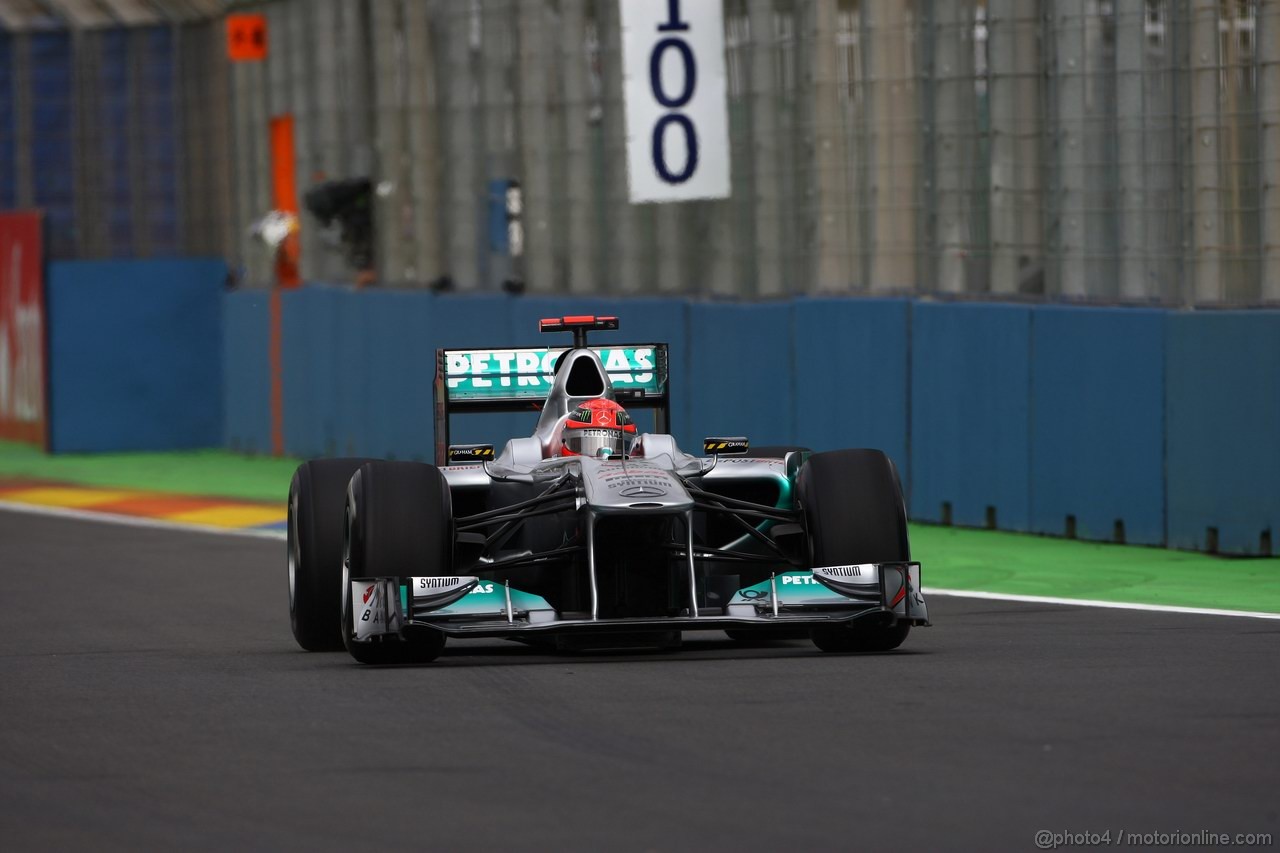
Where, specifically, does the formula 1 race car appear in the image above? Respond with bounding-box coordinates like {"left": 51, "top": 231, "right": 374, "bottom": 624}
{"left": 287, "top": 315, "right": 929, "bottom": 664}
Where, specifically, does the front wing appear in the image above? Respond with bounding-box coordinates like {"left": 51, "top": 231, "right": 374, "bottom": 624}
{"left": 349, "top": 562, "right": 930, "bottom": 642}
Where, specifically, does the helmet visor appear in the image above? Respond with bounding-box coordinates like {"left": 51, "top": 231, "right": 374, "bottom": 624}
{"left": 563, "top": 428, "right": 632, "bottom": 458}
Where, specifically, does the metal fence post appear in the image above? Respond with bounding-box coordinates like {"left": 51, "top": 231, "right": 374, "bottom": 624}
{"left": 1189, "top": 0, "right": 1223, "bottom": 303}
{"left": 404, "top": 0, "right": 444, "bottom": 287}
{"left": 1115, "top": 0, "right": 1147, "bottom": 300}
{"left": 439, "top": 1, "right": 482, "bottom": 290}
{"left": 11, "top": 33, "right": 34, "bottom": 210}
{"left": 867, "top": 0, "right": 917, "bottom": 292}
{"left": 370, "top": 0, "right": 406, "bottom": 283}
{"left": 481, "top": 0, "right": 514, "bottom": 290}
{"left": 809, "top": 0, "right": 851, "bottom": 292}
{"left": 931, "top": 0, "right": 977, "bottom": 295}
{"left": 1262, "top": 0, "right": 1280, "bottom": 302}
{"left": 1051, "top": 0, "right": 1086, "bottom": 298}
{"left": 560, "top": 0, "right": 595, "bottom": 294}
{"left": 987, "top": 0, "right": 1044, "bottom": 295}
{"left": 747, "top": 0, "right": 782, "bottom": 297}
{"left": 599, "top": 0, "right": 643, "bottom": 294}
{"left": 517, "top": 0, "right": 556, "bottom": 293}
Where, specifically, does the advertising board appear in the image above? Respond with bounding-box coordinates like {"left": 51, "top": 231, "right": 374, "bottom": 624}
{"left": 0, "top": 212, "right": 47, "bottom": 447}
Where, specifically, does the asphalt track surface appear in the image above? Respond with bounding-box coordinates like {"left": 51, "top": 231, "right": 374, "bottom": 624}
{"left": 2, "top": 511, "right": 1277, "bottom": 852}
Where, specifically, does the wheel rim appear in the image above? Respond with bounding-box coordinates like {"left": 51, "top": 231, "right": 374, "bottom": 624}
{"left": 340, "top": 503, "right": 354, "bottom": 643}
{"left": 287, "top": 493, "right": 298, "bottom": 617}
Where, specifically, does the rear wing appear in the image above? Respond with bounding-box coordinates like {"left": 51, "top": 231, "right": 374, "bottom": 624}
{"left": 433, "top": 343, "right": 670, "bottom": 464}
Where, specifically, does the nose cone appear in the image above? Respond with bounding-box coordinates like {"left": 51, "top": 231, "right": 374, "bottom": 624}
{"left": 578, "top": 457, "right": 693, "bottom": 513}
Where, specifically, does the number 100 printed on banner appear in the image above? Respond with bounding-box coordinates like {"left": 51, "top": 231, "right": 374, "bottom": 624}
{"left": 620, "top": 0, "right": 732, "bottom": 203}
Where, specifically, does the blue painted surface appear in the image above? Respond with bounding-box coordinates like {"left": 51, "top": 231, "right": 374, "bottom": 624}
{"left": 280, "top": 286, "right": 342, "bottom": 458}
{"left": 1030, "top": 306, "right": 1166, "bottom": 545}
{"left": 360, "top": 289, "right": 438, "bottom": 460}
{"left": 1166, "top": 312, "right": 1280, "bottom": 554}
{"left": 222, "top": 289, "right": 271, "bottom": 454}
{"left": 910, "top": 302, "right": 1032, "bottom": 529}
{"left": 46, "top": 260, "right": 226, "bottom": 452}
{"left": 792, "top": 298, "right": 910, "bottom": 476}
{"left": 687, "top": 301, "right": 796, "bottom": 448}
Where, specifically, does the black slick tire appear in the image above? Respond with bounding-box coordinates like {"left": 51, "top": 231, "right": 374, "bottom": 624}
{"left": 289, "top": 458, "right": 378, "bottom": 651}
{"left": 797, "top": 449, "right": 912, "bottom": 653}
{"left": 342, "top": 461, "right": 451, "bottom": 665}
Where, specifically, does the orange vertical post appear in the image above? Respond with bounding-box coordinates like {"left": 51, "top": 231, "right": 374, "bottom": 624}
{"left": 269, "top": 114, "right": 301, "bottom": 289}
{"left": 268, "top": 115, "right": 298, "bottom": 457}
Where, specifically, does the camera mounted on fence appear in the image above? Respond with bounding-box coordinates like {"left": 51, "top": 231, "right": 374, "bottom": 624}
{"left": 303, "top": 178, "right": 374, "bottom": 275}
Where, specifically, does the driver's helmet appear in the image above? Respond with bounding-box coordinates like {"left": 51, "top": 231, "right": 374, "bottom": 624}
{"left": 561, "top": 398, "right": 637, "bottom": 458}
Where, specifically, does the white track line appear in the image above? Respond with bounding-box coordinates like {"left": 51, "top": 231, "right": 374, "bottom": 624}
{"left": 0, "top": 499, "right": 287, "bottom": 541}
{"left": 923, "top": 587, "right": 1280, "bottom": 620}
{"left": 4, "top": 499, "right": 1277, "bottom": 620}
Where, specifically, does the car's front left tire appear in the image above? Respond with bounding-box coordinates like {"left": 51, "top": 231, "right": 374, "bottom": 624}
{"left": 341, "top": 461, "right": 452, "bottom": 665}
{"left": 289, "top": 458, "right": 378, "bottom": 651}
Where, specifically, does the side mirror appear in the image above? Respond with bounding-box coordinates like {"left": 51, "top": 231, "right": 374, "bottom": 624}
{"left": 448, "top": 444, "right": 495, "bottom": 464}
{"left": 703, "top": 436, "right": 749, "bottom": 456}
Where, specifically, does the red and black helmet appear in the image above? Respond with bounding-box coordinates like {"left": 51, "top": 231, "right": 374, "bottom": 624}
{"left": 561, "top": 398, "right": 638, "bottom": 457}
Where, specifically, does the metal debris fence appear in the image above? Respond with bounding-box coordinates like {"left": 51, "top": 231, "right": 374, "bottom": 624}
{"left": 2, "top": 0, "right": 1278, "bottom": 306}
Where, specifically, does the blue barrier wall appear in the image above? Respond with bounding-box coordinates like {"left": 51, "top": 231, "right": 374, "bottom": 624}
{"left": 1030, "top": 307, "right": 1166, "bottom": 545}
{"left": 222, "top": 289, "right": 271, "bottom": 454}
{"left": 248, "top": 291, "right": 695, "bottom": 460}
{"left": 47, "top": 259, "right": 225, "bottom": 452}
{"left": 1166, "top": 312, "right": 1280, "bottom": 555}
{"left": 792, "top": 298, "right": 910, "bottom": 467}
{"left": 910, "top": 302, "right": 1032, "bottom": 529}
{"left": 219, "top": 286, "right": 1280, "bottom": 554}
{"left": 687, "top": 302, "right": 795, "bottom": 447}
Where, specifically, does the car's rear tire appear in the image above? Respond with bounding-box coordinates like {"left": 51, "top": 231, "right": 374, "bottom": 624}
{"left": 289, "top": 458, "right": 378, "bottom": 651}
{"left": 797, "top": 449, "right": 912, "bottom": 653}
{"left": 342, "top": 461, "right": 451, "bottom": 665}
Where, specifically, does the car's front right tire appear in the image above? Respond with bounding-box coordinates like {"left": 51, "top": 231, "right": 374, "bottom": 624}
{"left": 797, "top": 449, "right": 912, "bottom": 653}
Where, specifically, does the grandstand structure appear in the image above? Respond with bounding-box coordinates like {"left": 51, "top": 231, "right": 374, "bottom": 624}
{"left": 0, "top": 0, "right": 230, "bottom": 260}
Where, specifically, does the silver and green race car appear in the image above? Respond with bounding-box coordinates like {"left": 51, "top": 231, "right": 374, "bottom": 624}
{"left": 287, "top": 315, "right": 929, "bottom": 664}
